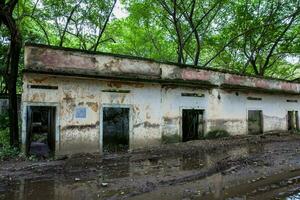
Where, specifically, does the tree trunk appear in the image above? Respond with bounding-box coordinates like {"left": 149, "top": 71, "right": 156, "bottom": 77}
{"left": 0, "top": 0, "right": 22, "bottom": 148}
{"left": 8, "top": 32, "right": 21, "bottom": 147}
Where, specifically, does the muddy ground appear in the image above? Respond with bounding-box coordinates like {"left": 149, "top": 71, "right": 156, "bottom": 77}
{"left": 1, "top": 133, "right": 300, "bottom": 199}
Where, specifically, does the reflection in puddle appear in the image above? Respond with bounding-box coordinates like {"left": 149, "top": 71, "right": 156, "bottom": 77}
{"left": 180, "top": 151, "right": 206, "bottom": 171}
{"left": 1, "top": 179, "right": 100, "bottom": 200}
{"left": 205, "top": 173, "right": 224, "bottom": 199}
{"left": 286, "top": 192, "right": 300, "bottom": 199}
{"left": 0, "top": 144, "right": 269, "bottom": 200}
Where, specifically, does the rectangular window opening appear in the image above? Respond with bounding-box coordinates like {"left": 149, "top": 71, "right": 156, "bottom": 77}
{"left": 182, "top": 109, "right": 204, "bottom": 142}
{"left": 247, "top": 97, "right": 262, "bottom": 101}
{"left": 181, "top": 93, "right": 205, "bottom": 97}
{"left": 287, "top": 100, "right": 298, "bottom": 103}
{"left": 29, "top": 85, "right": 58, "bottom": 90}
{"left": 102, "top": 89, "right": 130, "bottom": 93}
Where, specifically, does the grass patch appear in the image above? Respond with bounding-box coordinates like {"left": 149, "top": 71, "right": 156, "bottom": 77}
{"left": 205, "top": 129, "right": 230, "bottom": 139}
{"left": 292, "top": 129, "right": 300, "bottom": 135}
{"left": 0, "top": 145, "right": 20, "bottom": 161}
{"left": 162, "top": 134, "right": 181, "bottom": 144}
{"left": 0, "top": 113, "right": 10, "bottom": 147}
{"left": 0, "top": 113, "right": 9, "bottom": 130}
{"left": 0, "top": 128, "right": 9, "bottom": 147}
{"left": 0, "top": 128, "right": 19, "bottom": 160}
{"left": 0, "top": 113, "right": 20, "bottom": 160}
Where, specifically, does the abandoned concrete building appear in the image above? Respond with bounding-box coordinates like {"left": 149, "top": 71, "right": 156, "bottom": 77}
{"left": 21, "top": 44, "right": 300, "bottom": 156}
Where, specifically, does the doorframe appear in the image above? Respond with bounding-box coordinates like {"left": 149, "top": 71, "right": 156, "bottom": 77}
{"left": 246, "top": 108, "right": 263, "bottom": 134}
{"left": 287, "top": 110, "right": 299, "bottom": 131}
{"left": 179, "top": 106, "right": 206, "bottom": 142}
{"left": 296, "top": 111, "right": 299, "bottom": 130}
{"left": 21, "top": 102, "right": 60, "bottom": 155}
{"left": 287, "top": 110, "right": 293, "bottom": 131}
{"left": 99, "top": 104, "right": 133, "bottom": 154}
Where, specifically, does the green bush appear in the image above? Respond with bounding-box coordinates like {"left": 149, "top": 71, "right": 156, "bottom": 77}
{"left": 205, "top": 129, "right": 230, "bottom": 139}
{"left": 292, "top": 129, "right": 300, "bottom": 135}
{"left": 0, "top": 112, "right": 9, "bottom": 130}
{"left": 0, "top": 113, "right": 21, "bottom": 160}
{"left": 162, "top": 134, "right": 181, "bottom": 144}
{"left": 0, "top": 128, "right": 9, "bottom": 147}
{"left": 0, "top": 112, "right": 10, "bottom": 147}
{"left": 0, "top": 145, "right": 19, "bottom": 160}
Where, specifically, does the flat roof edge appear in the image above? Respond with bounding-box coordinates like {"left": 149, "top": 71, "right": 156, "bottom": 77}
{"left": 24, "top": 43, "right": 298, "bottom": 84}
{"left": 23, "top": 69, "right": 218, "bottom": 89}
{"left": 23, "top": 69, "right": 299, "bottom": 95}
{"left": 220, "top": 83, "right": 300, "bottom": 95}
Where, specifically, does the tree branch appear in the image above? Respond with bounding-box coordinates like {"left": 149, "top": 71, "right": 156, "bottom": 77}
{"left": 93, "top": 0, "right": 117, "bottom": 52}
{"left": 20, "top": 15, "right": 51, "bottom": 45}
{"left": 59, "top": 0, "right": 84, "bottom": 47}
{"left": 262, "top": 10, "right": 299, "bottom": 72}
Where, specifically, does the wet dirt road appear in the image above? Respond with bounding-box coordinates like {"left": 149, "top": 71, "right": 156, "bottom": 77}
{"left": 1, "top": 134, "right": 300, "bottom": 199}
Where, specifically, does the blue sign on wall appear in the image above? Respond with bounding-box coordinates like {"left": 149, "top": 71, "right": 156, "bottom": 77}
{"left": 75, "top": 107, "right": 87, "bottom": 118}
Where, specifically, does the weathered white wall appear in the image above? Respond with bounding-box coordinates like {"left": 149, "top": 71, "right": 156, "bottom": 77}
{"left": 22, "top": 74, "right": 162, "bottom": 155}
{"left": 161, "top": 85, "right": 209, "bottom": 142}
{"left": 212, "top": 90, "right": 300, "bottom": 135}
{"left": 206, "top": 89, "right": 248, "bottom": 135}
{"left": 25, "top": 45, "right": 300, "bottom": 95}
{"left": 22, "top": 73, "right": 300, "bottom": 155}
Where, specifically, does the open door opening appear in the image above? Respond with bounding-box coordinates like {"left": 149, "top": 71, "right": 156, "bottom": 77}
{"left": 26, "top": 106, "right": 56, "bottom": 158}
{"left": 103, "top": 107, "right": 129, "bottom": 153}
{"left": 248, "top": 110, "right": 263, "bottom": 135}
{"left": 288, "top": 111, "right": 299, "bottom": 131}
{"left": 182, "top": 109, "right": 204, "bottom": 142}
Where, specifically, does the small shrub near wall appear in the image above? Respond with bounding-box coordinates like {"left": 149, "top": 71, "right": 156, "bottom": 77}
{"left": 205, "top": 129, "right": 230, "bottom": 139}
{"left": 0, "top": 113, "right": 9, "bottom": 147}
{"left": 162, "top": 134, "right": 181, "bottom": 144}
{"left": 0, "top": 113, "right": 20, "bottom": 160}
{"left": 295, "top": 129, "right": 300, "bottom": 134}
{"left": 0, "top": 128, "right": 19, "bottom": 160}
{"left": 0, "top": 112, "right": 9, "bottom": 130}
{"left": 0, "top": 146, "right": 19, "bottom": 161}
{"left": 0, "top": 128, "right": 9, "bottom": 147}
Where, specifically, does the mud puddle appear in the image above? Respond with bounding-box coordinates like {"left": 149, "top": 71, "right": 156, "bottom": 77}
{"left": 205, "top": 169, "right": 300, "bottom": 199}
{"left": 3, "top": 172, "right": 300, "bottom": 200}
{"left": 0, "top": 145, "right": 261, "bottom": 200}
{"left": 1, "top": 137, "right": 300, "bottom": 200}
{"left": 128, "top": 169, "right": 300, "bottom": 200}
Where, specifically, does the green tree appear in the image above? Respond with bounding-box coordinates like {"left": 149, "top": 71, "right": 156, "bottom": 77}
{"left": 0, "top": 0, "right": 22, "bottom": 148}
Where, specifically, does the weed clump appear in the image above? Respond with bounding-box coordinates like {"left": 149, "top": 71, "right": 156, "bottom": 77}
{"left": 205, "top": 129, "right": 230, "bottom": 139}
{"left": 0, "top": 113, "right": 20, "bottom": 160}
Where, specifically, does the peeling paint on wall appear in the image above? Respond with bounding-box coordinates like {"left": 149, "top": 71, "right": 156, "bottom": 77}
{"left": 21, "top": 45, "right": 300, "bottom": 155}
{"left": 25, "top": 45, "right": 300, "bottom": 94}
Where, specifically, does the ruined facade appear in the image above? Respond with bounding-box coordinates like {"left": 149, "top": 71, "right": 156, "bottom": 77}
{"left": 21, "top": 44, "right": 300, "bottom": 155}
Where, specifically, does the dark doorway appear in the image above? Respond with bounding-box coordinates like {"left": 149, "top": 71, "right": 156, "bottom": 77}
{"left": 26, "top": 106, "right": 56, "bottom": 157}
{"left": 248, "top": 110, "right": 263, "bottom": 135}
{"left": 103, "top": 107, "right": 129, "bottom": 153}
{"left": 288, "top": 111, "right": 299, "bottom": 131}
{"left": 182, "top": 109, "right": 204, "bottom": 142}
